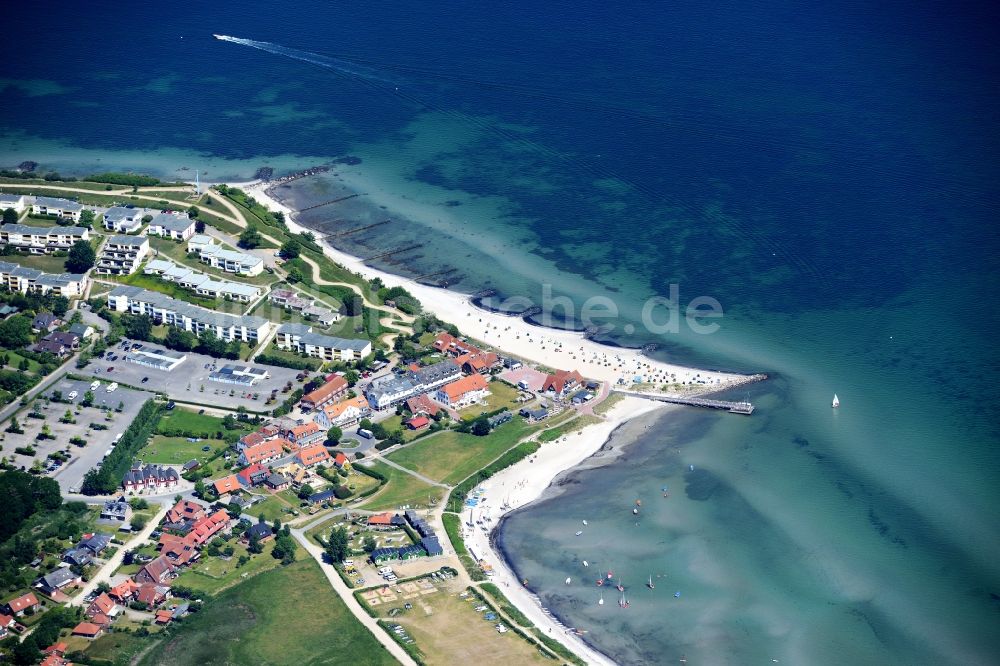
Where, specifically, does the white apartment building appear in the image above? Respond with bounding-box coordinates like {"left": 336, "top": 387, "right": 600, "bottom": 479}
{"left": 144, "top": 259, "right": 261, "bottom": 303}
{"left": 107, "top": 285, "right": 271, "bottom": 343}
{"left": 147, "top": 212, "right": 195, "bottom": 241}
{"left": 0, "top": 195, "right": 26, "bottom": 213}
{"left": 187, "top": 235, "right": 263, "bottom": 276}
{"left": 103, "top": 207, "right": 145, "bottom": 234}
{"left": 31, "top": 196, "right": 84, "bottom": 222}
{"left": 96, "top": 235, "right": 149, "bottom": 275}
{"left": 0, "top": 224, "right": 90, "bottom": 254}
{"left": 274, "top": 323, "right": 372, "bottom": 362}
{"left": 0, "top": 261, "right": 88, "bottom": 298}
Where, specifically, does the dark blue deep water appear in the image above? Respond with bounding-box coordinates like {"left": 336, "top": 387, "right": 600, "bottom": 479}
{"left": 2, "top": 1, "right": 999, "bottom": 663}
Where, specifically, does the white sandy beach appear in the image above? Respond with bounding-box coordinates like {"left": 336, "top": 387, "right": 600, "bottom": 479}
{"left": 237, "top": 179, "right": 755, "bottom": 395}
{"left": 459, "top": 396, "right": 664, "bottom": 666}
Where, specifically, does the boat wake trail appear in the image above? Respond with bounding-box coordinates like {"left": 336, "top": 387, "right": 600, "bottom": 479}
{"left": 213, "top": 34, "right": 400, "bottom": 85}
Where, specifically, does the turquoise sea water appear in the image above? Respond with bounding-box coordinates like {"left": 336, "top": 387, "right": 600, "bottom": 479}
{"left": 2, "top": 1, "right": 998, "bottom": 663}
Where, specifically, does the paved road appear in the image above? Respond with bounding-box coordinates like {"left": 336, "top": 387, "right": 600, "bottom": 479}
{"left": 290, "top": 524, "right": 417, "bottom": 666}
{"left": 68, "top": 500, "right": 171, "bottom": 606}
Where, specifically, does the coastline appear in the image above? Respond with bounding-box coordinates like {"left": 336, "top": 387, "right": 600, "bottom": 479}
{"left": 237, "top": 178, "right": 759, "bottom": 393}
{"left": 461, "top": 396, "right": 667, "bottom": 666}
{"left": 230, "top": 177, "right": 760, "bottom": 665}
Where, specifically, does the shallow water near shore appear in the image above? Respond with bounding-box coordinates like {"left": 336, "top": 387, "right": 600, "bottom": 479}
{"left": 1, "top": 1, "right": 998, "bottom": 663}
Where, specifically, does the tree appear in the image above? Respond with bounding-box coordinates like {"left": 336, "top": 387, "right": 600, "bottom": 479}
{"left": 65, "top": 239, "right": 96, "bottom": 273}
{"left": 51, "top": 295, "right": 69, "bottom": 317}
{"left": 79, "top": 209, "right": 96, "bottom": 229}
{"left": 471, "top": 417, "right": 492, "bottom": 437}
{"left": 280, "top": 238, "right": 301, "bottom": 259}
{"left": 287, "top": 266, "right": 304, "bottom": 283}
{"left": 363, "top": 535, "right": 377, "bottom": 553}
{"left": 222, "top": 414, "right": 238, "bottom": 430}
{"left": 81, "top": 390, "right": 95, "bottom": 407}
{"left": 187, "top": 206, "right": 199, "bottom": 218}
{"left": 164, "top": 327, "right": 196, "bottom": 351}
{"left": 247, "top": 531, "right": 263, "bottom": 554}
{"left": 239, "top": 224, "right": 263, "bottom": 249}
{"left": 17, "top": 358, "right": 29, "bottom": 372}
{"left": 325, "top": 426, "right": 342, "bottom": 445}
{"left": 342, "top": 296, "right": 363, "bottom": 317}
{"left": 121, "top": 313, "right": 153, "bottom": 341}
{"left": 194, "top": 479, "right": 206, "bottom": 498}
{"left": 343, "top": 370, "right": 359, "bottom": 387}
{"left": 131, "top": 515, "right": 147, "bottom": 530}
{"left": 2, "top": 207, "right": 17, "bottom": 224}
{"left": 195, "top": 219, "right": 206, "bottom": 233}
{"left": 325, "top": 526, "right": 349, "bottom": 563}
{"left": 298, "top": 483, "right": 315, "bottom": 500}
{"left": 0, "top": 314, "right": 32, "bottom": 348}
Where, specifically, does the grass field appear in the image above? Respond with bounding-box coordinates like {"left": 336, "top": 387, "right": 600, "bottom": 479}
{"left": 172, "top": 541, "right": 281, "bottom": 596}
{"left": 458, "top": 381, "right": 521, "bottom": 418}
{"left": 359, "top": 461, "right": 445, "bottom": 512}
{"left": 157, "top": 407, "right": 248, "bottom": 438}
{"left": 80, "top": 625, "right": 160, "bottom": 665}
{"left": 0, "top": 349, "right": 43, "bottom": 373}
{"left": 0, "top": 250, "right": 68, "bottom": 273}
{"left": 142, "top": 558, "right": 396, "bottom": 666}
{"left": 142, "top": 435, "right": 229, "bottom": 466}
{"left": 387, "top": 418, "right": 538, "bottom": 486}
{"left": 537, "top": 414, "right": 602, "bottom": 442}
{"left": 378, "top": 581, "right": 551, "bottom": 666}
{"left": 246, "top": 490, "right": 302, "bottom": 523}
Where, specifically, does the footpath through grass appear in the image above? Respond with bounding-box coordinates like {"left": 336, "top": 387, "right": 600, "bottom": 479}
{"left": 386, "top": 417, "right": 539, "bottom": 486}
{"left": 358, "top": 460, "right": 444, "bottom": 512}
{"left": 140, "top": 558, "right": 396, "bottom": 666}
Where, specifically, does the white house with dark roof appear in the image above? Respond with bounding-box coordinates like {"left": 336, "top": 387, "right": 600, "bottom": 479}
{"left": 143, "top": 259, "right": 262, "bottom": 302}
{"left": 103, "top": 206, "right": 145, "bottom": 233}
{"left": 147, "top": 213, "right": 195, "bottom": 241}
{"left": 31, "top": 196, "right": 84, "bottom": 222}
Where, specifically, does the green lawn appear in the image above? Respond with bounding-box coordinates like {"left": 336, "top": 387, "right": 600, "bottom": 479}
{"left": 458, "top": 380, "right": 521, "bottom": 419}
{"left": 387, "top": 417, "right": 538, "bottom": 486}
{"left": 0, "top": 349, "right": 43, "bottom": 373}
{"left": 246, "top": 491, "right": 302, "bottom": 523}
{"left": 0, "top": 251, "right": 68, "bottom": 273}
{"left": 157, "top": 407, "right": 247, "bottom": 438}
{"left": 173, "top": 541, "right": 281, "bottom": 596}
{"left": 538, "top": 414, "right": 602, "bottom": 442}
{"left": 142, "top": 435, "right": 229, "bottom": 466}
{"left": 359, "top": 461, "right": 445, "bottom": 511}
{"left": 141, "top": 558, "right": 396, "bottom": 666}
{"left": 81, "top": 628, "right": 158, "bottom": 665}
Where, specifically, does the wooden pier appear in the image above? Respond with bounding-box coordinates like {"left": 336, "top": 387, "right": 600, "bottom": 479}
{"left": 615, "top": 389, "right": 755, "bottom": 415}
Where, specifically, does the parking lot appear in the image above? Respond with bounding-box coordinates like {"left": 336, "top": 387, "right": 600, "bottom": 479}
{"left": 0, "top": 379, "right": 153, "bottom": 493}
{"left": 81, "top": 342, "right": 302, "bottom": 412}
{"left": 499, "top": 367, "right": 547, "bottom": 392}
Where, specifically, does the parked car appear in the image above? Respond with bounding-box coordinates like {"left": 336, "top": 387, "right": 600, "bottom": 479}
{"left": 68, "top": 390, "right": 78, "bottom": 400}
{"left": 106, "top": 383, "right": 118, "bottom": 392}
{"left": 107, "top": 366, "right": 114, "bottom": 372}
{"left": 141, "top": 377, "right": 149, "bottom": 383}
{"left": 166, "top": 401, "right": 176, "bottom": 410}
{"left": 90, "top": 380, "right": 100, "bottom": 390}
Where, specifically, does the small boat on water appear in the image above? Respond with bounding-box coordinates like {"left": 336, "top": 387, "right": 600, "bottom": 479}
{"left": 632, "top": 507, "right": 639, "bottom": 515}
{"left": 598, "top": 592, "right": 604, "bottom": 605}
{"left": 832, "top": 393, "right": 840, "bottom": 408}
{"left": 565, "top": 577, "right": 572, "bottom": 585}
{"left": 582, "top": 560, "right": 589, "bottom": 567}
{"left": 582, "top": 520, "right": 588, "bottom": 525}
{"left": 575, "top": 530, "right": 583, "bottom": 536}
{"left": 596, "top": 579, "right": 604, "bottom": 586}
{"left": 616, "top": 578, "right": 624, "bottom": 592}
{"left": 674, "top": 591, "right": 681, "bottom": 598}
{"left": 647, "top": 575, "right": 655, "bottom": 590}
{"left": 606, "top": 571, "right": 614, "bottom": 579}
